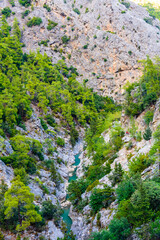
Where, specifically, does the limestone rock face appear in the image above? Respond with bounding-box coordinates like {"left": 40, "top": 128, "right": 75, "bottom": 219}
{"left": 1, "top": 0, "right": 160, "bottom": 100}
{"left": 0, "top": 160, "right": 14, "bottom": 187}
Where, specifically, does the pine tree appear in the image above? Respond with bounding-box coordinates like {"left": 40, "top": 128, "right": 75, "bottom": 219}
{"left": 143, "top": 127, "right": 152, "bottom": 141}
{"left": 13, "top": 18, "right": 21, "bottom": 40}
{"left": 4, "top": 178, "right": 42, "bottom": 231}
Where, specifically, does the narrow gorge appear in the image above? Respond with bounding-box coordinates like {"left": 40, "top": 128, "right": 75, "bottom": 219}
{"left": 0, "top": 0, "right": 160, "bottom": 240}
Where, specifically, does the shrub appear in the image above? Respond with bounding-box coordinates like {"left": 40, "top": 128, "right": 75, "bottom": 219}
{"left": 85, "top": 8, "right": 89, "bottom": 13}
{"left": 56, "top": 137, "right": 65, "bottom": 147}
{"left": 21, "top": 10, "right": 30, "bottom": 19}
{"left": 70, "top": 127, "right": 79, "bottom": 146}
{"left": 19, "top": 0, "right": 31, "bottom": 7}
{"left": 68, "top": 179, "right": 89, "bottom": 206}
{"left": 14, "top": 167, "right": 29, "bottom": 185}
{"left": 46, "top": 114, "right": 56, "bottom": 127}
{"left": 129, "top": 153, "right": 154, "bottom": 174}
{"left": 1, "top": 7, "right": 12, "bottom": 18}
{"left": 144, "top": 111, "right": 154, "bottom": 125}
{"left": 61, "top": 35, "right": 70, "bottom": 44}
{"left": 150, "top": 217, "right": 160, "bottom": 239}
{"left": 86, "top": 180, "right": 99, "bottom": 192}
{"left": 89, "top": 186, "right": 114, "bottom": 213}
{"left": 88, "top": 230, "right": 110, "bottom": 240}
{"left": 83, "top": 44, "right": 89, "bottom": 49}
{"left": 27, "top": 17, "right": 42, "bottom": 27}
{"left": 144, "top": 17, "right": 153, "bottom": 25}
{"left": 143, "top": 127, "right": 152, "bottom": 141}
{"left": 116, "top": 179, "right": 135, "bottom": 202}
{"left": 128, "top": 50, "right": 132, "bottom": 56}
{"left": 47, "top": 20, "right": 58, "bottom": 30}
{"left": 85, "top": 164, "right": 111, "bottom": 182}
{"left": 109, "top": 163, "right": 124, "bottom": 186}
{"left": 121, "top": 1, "right": 130, "bottom": 9}
{"left": 9, "top": 0, "right": 15, "bottom": 7}
{"left": 40, "top": 118, "right": 48, "bottom": 130}
{"left": 41, "top": 200, "right": 57, "bottom": 220}
{"left": 38, "top": 39, "right": 49, "bottom": 47}
{"left": 43, "top": 3, "right": 51, "bottom": 12}
{"left": 73, "top": 8, "right": 80, "bottom": 15}
{"left": 109, "top": 217, "right": 131, "bottom": 240}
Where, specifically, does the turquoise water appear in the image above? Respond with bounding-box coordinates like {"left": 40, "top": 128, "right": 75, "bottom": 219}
{"left": 61, "top": 153, "right": 80, "bottom": 232}
{"left": 61, "top": 208, "right": 72, "bottom": 231}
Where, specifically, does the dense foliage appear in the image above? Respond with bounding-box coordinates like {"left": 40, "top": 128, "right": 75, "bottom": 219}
{"left": 124, "top": 57, "right": 160, "bottom": 116}
{"left": 0, "top": 17, "right": 116, "bottom": 139}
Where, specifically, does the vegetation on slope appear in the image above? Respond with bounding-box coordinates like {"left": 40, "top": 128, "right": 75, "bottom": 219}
{"left": 0, "top": 16, "right": 118, "bottom": 235}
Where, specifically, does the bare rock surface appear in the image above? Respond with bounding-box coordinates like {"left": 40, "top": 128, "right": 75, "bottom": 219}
{"left": 0, "top": 0, "right": 160, "bottom": 100}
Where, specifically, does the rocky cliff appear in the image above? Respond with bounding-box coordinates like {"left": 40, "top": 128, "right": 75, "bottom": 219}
{"left": 1, "top": 0, "right": 160, "bottom": 100}
{"left": 0, "top": 0, "right": 160, "bottom": 239}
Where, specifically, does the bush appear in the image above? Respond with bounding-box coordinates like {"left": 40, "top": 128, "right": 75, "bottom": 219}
{"left": 129, "top": 153, "right": 154, "bottom": 174}
{"left": 61, "top": 35, "right": 70, "bottom": 44}
{"left": 40, "top": 118, "right": 48, "bottom": 130}
{"left": 46, "top": 114, "right": 56, "bottom": 127}
{"left": 89, "top": 186, "right": 114, "bottom": 213}
{"left": 56, "top": 137, "right": 65, "bottom": 147}
{"left": 14, "top": 167, "right": 29, "bottom": 185}
{"left": 42, "top": 200, "right": 57, "bottom": 220}
{"left": 124, "top": 58, "right": 160, "bottom": 116}
{"left": 9, "top": 0, "right": 15, "bottom": 7}
{"left": 83, "top": 44, "right": 89, "bottom": 49}
{"left": 19, "top": 0, "right": 31, "bottom": 6}
{"left": 86, "top": 180, "right": 99, "bottom": 192}
{"left": 47, "top": 20, "right": 58, "bottom": 30}
{"left": 144, "top": 17, "right": 153, "bottom": 25}
{"left": 85, "top": 164, "right": 111, "bottom": 182}
{"left": 121, "top": 1, "right": 130, "bottom": 9}
{"left": 73, "top": 8, "right": 80, "bottom": 15}
{"left": 109, "top": 217, "right": 131, "bottom": 240}
{"left": 68, "top": 179, "right": 89, "bottom": 206}
{"left": 1, "top": 7, "right": 12, "bottom": 18}
{"left": 21, "top": 10, "right": 30, "bottom": 19}
{"left": 43, "top": 3, "right": 51, "bottom": 12}
{"left": 116, "top": 179, "right": 135, "bottom": 202}
{"left": 150, "top": 217, "right": 160, "bottom": 239}
{"left": 109, "top": 163, "right": 124, "bottom": 186}
{"left": 27, "top": 17, "right": 42, "bottom": 27}
{"left": 144, "top": 111, "right": 154, "bottom": 125}
{"left": 89, "top": 230, "right": 110, "bottom": 240}
{"left": 143, "top": 127, "right": 152, "bottom": 141}
{"left": 70, "top": 127, "right": 79, "bottom": 147}
{"left": 38, "top": 40, "right": 49, "bottom": 47}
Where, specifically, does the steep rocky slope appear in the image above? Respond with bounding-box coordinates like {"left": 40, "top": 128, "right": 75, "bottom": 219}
{"left": 0, "top": 0, "right": 160, "bottom": 240}
{"left": 68, "top": 98, "right": 160, "bottom": 239}
{"left": 1, "top": 0, "right": 160, "bottom": 99}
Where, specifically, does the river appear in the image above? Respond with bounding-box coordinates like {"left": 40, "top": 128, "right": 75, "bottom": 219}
{"left": 62, "top": 153, "right": 81, "bottom": 231}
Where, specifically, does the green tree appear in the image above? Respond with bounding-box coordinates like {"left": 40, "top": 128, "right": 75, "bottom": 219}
{"left": 109, "top": 217, "right": 131, "bottom": 240}
{"left": 144, "top": 110, "right": 154, "bottom": 125}
{"left": 68, "top": 179, "right": 89, "bottom": 206}
{"left": 143, "top": 127, "right": 152, "bottom": 141}
{"left": 150, "top": 217, "right": 160, "bottom": 240}
{"left": 116, "top": 179, "right": 135, "bottom": 202}
{"left": 130, "top": 180, "right": 152, "bottom": 226}
{"left": 89, "top": 186, "right": 114, "bottom": 213}
{"left": 109, "top": 163, "right": 124, "bottom": 186}
{"left": 13, "top": 18, "right": 21, "bottom": 40}
{"left": 4, "top": 178, "right": 42, "bottom": 231}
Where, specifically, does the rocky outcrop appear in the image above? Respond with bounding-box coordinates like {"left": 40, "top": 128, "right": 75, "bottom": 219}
{"left": 0, "top": 0, "right": 160, "bottom": 100}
